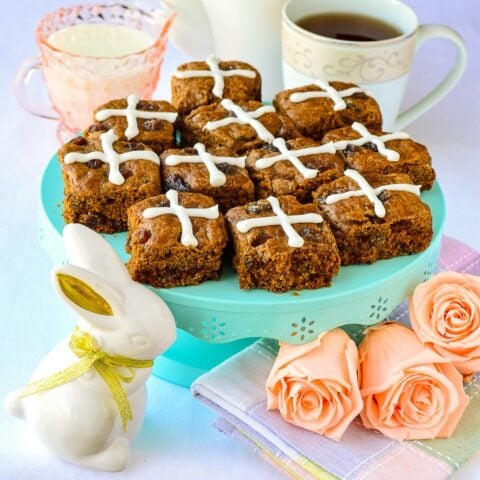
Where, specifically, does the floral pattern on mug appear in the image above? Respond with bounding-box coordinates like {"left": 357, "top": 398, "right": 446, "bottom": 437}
{"left": 266, "top": 328, "right": 362, "bottom": 441}
{"left": 359, "top": 322, "right": 469, "bottom": 441}
{"left": 409, "top": 271, "right": 480, "bottom": 376}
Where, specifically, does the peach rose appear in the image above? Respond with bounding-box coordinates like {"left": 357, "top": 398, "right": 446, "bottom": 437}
{"left": 359, "top": 322, "right": 469, "bottom": 440}
{"left": 409, "top": 271, "right": 480, "bottom": 375}
{"left": 266, "top": 328, "right": 362, "bottom": 441}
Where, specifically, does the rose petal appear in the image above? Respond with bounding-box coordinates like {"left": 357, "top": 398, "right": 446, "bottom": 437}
{"left": 359, "top": 322, "right": 470, "bottom": 441}
{"left": 436, "top": 363, "right": 469, "bottom": 437}
{"left": 410, "top": 272, "right": 480, "bottom": 375}
{"left": 359, "top": 323, "right": 450, "bottom": 396}
{"left": 266, "top": 329, "right": 363, "bottom": 441}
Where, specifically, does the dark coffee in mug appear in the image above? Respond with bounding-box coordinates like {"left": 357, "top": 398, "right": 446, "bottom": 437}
{"left": 296, "top": 12, "right": 402, "bottom": 42}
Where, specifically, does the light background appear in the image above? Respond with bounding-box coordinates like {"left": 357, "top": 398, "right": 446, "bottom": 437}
{"left": 0, "top": 0, "right": 479, "bottom": 479}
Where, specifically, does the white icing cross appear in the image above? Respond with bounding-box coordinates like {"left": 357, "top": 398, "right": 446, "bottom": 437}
{"left": 204, "top": 99, "right": 276, "bottom": 143}
{"left": 143, "top": 189, "right": 219, "bottom": 247}
{"left": 255, "top": 138, "right": 337, "bottom": 179}
{"left": 64, "top": 129, "right": 159, "bottom": 185}
{"left": 95, "top": 94, "right": 178, "bottom": 140}
{"left": 289, "top": 78, "right": 368, "bottom": 111}
{"left": 325, "top": 169, "right": 421, "bottom": 218}
{"left": 333, "top": 122, "right": 410, "bottom": 162}
{"left": 173, "top": 55, "right": 257, "bottom": 98}
{"left": 165, "top": 143, "right": 246, "bottom": 187}
{"left": 236, "top": 196, "right": 324, "bottom": 248}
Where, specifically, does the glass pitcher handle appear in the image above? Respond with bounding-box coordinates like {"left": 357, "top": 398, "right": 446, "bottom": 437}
{"left": 14, "top": 57, "right": 59, "bottom": 120}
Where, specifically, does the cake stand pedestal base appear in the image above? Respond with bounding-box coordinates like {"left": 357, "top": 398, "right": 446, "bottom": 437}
{"left": 153, "top": 330, "right": 255, "bottom": 387}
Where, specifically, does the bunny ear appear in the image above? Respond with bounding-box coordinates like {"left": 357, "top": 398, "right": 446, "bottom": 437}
{"left": 62, "top": 224, "right": 130, "bottom": 284}
{"left": 52, "top": 264, "right": 123, "bottom": 330}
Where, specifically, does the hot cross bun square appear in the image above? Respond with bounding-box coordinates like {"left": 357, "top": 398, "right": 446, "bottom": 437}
{"left": 225, "top": 195, "right": 341, "bottom": 293}
{"left": 160, "top": 145, "right": 254, "bottom": 212}
{"left": 322, "top": 124, "right": 435, "bottom": 190}
{"left": 180, "top": 100, "right": 302, "bottom": 154}
{"left": 85, "top": 95, "right": 178, "bottom": 154}
{"left": 274, "top": 81, "right": 382, "bottom": 140}
{"left": 171, "top": 57, "right": 261, "bottom": 116}
{"left": 59, "top": 135, "right": 161, "bottom": 234}
{"left": 246, "top": 137, "right": 344, "bottom": 202}
{"left": 313, "top": 171, "right": 433, "bottom": 265}
{"left": 126, "top": 191, "right": 228, "bottom": 288}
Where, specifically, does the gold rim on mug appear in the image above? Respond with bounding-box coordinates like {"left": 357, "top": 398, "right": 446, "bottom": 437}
{"left": 282, "top": 0, "right": 417, "bottom": 48}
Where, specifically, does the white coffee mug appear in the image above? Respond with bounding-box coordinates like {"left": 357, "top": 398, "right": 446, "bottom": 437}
{"left": 167, "top": 0, "right": 288, "bottom": 100}
{"left": 282, "top": 0, "right": 467, "bottom": 130}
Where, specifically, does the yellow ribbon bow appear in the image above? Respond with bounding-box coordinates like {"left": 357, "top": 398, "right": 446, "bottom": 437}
{"left": 20, "top": 328, "right": 154, "bottom": 432}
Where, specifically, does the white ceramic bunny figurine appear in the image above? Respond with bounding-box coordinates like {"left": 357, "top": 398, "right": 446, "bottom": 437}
{"left": 4, "top": 223, "right": 176, "bottom": 472}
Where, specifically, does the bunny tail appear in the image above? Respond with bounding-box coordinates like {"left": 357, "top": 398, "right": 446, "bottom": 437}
{"left": 72, "top": 437, "right": 130, "bottom": 471}
{"left": 4, "top": 390, "right": 25, "bottom": 419}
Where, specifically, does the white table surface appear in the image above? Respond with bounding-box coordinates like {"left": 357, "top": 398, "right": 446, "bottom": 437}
{"left": 1, "top": 1, "right": 479, "bottom": 479}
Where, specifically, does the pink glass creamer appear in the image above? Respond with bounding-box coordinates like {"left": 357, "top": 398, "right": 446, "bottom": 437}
{"left": 15, "top": 3, "right": 175, "bottom": 141}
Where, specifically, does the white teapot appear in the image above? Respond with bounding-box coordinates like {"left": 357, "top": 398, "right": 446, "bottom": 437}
{"left": 167, "top": 0, "right": 288, "bottom": 100}
{"left": 5, "top": 224, "right": 176, "bottom": 471}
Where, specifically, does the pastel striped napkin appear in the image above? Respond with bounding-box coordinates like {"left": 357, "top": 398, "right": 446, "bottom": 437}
{"left": 192, "top": 237, "right": 480, "bottom": 480}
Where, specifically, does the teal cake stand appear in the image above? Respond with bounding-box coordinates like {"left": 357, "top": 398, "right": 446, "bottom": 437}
{"left": 40, "top": 153, "right": 446, "bottom": 387}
